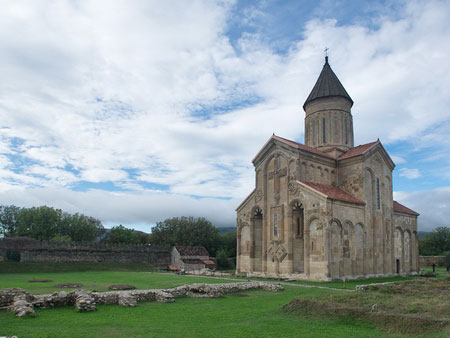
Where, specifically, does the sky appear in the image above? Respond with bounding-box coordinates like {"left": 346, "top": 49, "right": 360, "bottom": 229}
{"left": 0, "top": 0, "right": 449, "bottom": 232}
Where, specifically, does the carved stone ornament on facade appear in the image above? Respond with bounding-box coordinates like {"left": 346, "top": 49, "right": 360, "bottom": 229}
{"left": 268, "top": 167, "right": 287, "bottom": 180}
{"left": 239, "top": 221, "right": 249, "bottom": 229}
{"left": 288, "top": 180, "right": 299, "bottom": 196}
{"left": 274, "top": 190, "right": 281, "bottom": 203}
{"left": 267, "top": 241, "right": 287, "bottom": 262}
{"left": 255, "top": 189, "right": 263, "bottom": 202}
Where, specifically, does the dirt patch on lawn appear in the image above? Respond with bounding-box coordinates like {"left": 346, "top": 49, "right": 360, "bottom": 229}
{"left": 54, "top": 283, "right": 83, "bottom": 288}
{"left": 27, "top": 279, "right": 53, "bottom": 282}
{"left": 282, "top": 278, "right": 450, "bottom": 335}
{"left": 108, "top": 285, "right": 136, "bottom": 290}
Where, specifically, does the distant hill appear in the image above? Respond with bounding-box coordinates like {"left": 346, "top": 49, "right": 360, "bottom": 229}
{"left": 218, "top": 227, "right": 236, "bottom": 234}
{"left": 418, "top": 231, "right": 430, "bottom": 239}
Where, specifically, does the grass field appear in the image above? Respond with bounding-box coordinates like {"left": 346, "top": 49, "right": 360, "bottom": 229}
{"left": 1, "top": 286, "right": 413, "bottom": 338}
{"left": 1, "top": 262, "right": 449, "bottom": 337}
{"left": 0, "top": 261, "right": 158, "bottom": 274}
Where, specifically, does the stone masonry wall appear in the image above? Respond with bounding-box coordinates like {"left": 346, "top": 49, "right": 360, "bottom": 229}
{"left": 0, "top": 237, "right": 170, "bottom": 267}
{"left": 419, "top": 256, "right": 446, "bottom": 267}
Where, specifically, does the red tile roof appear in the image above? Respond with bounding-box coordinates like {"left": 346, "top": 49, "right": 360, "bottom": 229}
{"left": 393, "top": 201, "right": 419, "bottom": 216}
{"left": 176, "top": 246, "right": 209, "bottom": 256}
{"left": 297, "top": 180, "right": 365, "bottom": 205}
{"left": 253, "top": 135, "right": 383, "bottom": 164}
{"left": 338, "top": 141, "right": 379, "bottom": 160}
{"left": 202, "top": 259, "right": 215, "bottom": 266}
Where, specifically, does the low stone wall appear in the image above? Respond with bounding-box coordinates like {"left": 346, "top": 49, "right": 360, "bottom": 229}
{"left": 419, "top": 256, "right": 446, "bottom": 267}
{"left": 0, "top": 282, "right": 283, "bottom": 317}
{"left": 0, "top": 237, "right": 170, "bottom": 267}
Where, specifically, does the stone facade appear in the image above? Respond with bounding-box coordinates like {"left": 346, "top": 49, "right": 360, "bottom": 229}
{"left": 0, "top": 237, "right": 170, "bottom": 267}
{"left": 236, "top": 57, "right": 419, "bottom": 281}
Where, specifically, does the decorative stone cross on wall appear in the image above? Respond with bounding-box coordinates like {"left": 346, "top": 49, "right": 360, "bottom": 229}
{"left": 268, "top": 155, "right": 287, "bottom": 204}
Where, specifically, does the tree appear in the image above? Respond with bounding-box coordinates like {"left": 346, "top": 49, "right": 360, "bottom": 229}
{"left": 135, "top": 230, "right": 151, "bottom": 244}
{"left": 1, "top": 204, "right": 104, "bottom": 242}
{"left": 419, "top": 227, "right": 450, "bottom": 255}
{"left": 215, "top": 248, "right": 233, "bottom": 270}
{"left": 0, "top": 205, "right": 22, "bottom": 236}
{"left": 66, "top": 213, "right": 103, "bottom": 242}
{"left": 16, "top": 206, "right": 61, "bottom": 241}
{"left": 149, "top": 217, "right": 221, "bottom": 255}
{"left": 218, "top": 230, "right": 237, "bottom": 258}
{"left": 108, "top": 225, "right": 140, "bottom": 244}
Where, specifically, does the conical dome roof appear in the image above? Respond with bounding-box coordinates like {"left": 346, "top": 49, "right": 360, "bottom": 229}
{"left": 303, "top": 57, "right": 353, "bottom": 110}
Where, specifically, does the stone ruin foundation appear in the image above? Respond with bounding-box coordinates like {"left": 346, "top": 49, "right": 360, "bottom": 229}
{"left": 0, "top": 282, "right": 283, "bottom": 317}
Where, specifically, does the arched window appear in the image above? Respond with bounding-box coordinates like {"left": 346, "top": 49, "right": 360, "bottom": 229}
{"left": 312, "top": 119, "right": 317, "bottom": 145}
{"left": 273, "top": 212, "right": 278, "bottom": 237}
{"left": 322, "top": 117, "right": 326, "bottom": 143}
{"left": 293, "top": 202, "right": 304, "bottom": 238}
{"left": 345, "top": 119, "right": 349, "bottom": 144}
{"left": 376, "top": 178, "right": 380, "bottom": 209}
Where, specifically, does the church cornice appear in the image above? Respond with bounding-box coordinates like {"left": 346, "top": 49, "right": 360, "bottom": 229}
{"left": 252, "top": 134, "right": 336, "bottom": 168}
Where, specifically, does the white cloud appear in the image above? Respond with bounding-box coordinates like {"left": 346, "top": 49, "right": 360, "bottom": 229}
{"left": 399, "top": 168, "right": 421, "bottom": 179}
{"left": 390, "top": 155, "right": 406, "bottom": 164}
{"left": 0, "top": 0, "right": 449, "bottom": 228}
{"left": 394, "top": 187, "right": 450, "bottom": 231}
{"left": 0, "top": 187, "right": 238, "bottom": 230}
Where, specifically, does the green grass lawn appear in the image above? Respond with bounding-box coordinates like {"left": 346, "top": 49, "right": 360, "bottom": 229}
{"left": 0, "top": 270, "right": 235, "bottom": 294}
{"left": 0, "top": 261, "right": 157, "bottom": 274}
{"left": 1, "top": 286, "right": 416, "bottom": 338}
{"left": 1, "top": 263, "right": 448, "bottom": 337}
{"left": 421, "top": 266, "right": 448, "bottom": 277}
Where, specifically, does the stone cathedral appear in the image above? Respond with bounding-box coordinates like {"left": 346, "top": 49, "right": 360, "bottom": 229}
{"left": 236, "top": 57, "right": 419, "bottom": 281}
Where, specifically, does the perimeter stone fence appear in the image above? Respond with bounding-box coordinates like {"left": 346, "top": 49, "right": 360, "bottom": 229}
{"left": 419, "top": 255, "right": 446, "bottom": 267}
{"left": 0, "top": 237, "right": 170, "bottom": 267}
{"left": 0, "top": 282, "right": 284, "bottom": 317}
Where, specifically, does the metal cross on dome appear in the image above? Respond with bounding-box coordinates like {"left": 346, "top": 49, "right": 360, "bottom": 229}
{"left": 324, "top": 47, "right": 329, "bottom": 57}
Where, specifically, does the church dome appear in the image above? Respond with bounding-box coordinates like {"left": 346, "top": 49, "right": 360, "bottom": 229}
{"left": 303, "top": 56, "right": 353, "bottom": 110}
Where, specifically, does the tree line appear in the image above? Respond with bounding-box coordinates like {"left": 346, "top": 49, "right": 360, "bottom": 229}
{"left": 0, "top": 205, "right": 103, "bottom": 242}
{"left": 0, "top": 205, "right": 236, "bottom": 261}
{"left": 419, "top": 227, "right": 450, "bottom": 256}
